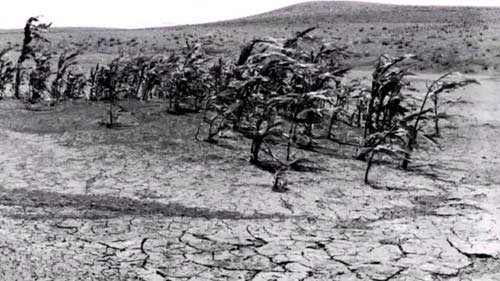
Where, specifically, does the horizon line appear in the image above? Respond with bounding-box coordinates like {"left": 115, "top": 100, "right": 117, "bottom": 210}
{"left": 1, "top": 0, "right": 499, "bottom": 31}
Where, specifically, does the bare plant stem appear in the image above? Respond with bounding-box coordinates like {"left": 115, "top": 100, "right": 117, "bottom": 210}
{"left": 364, "top": 150, "right": 377, "bottom": 184}
{"left": 434, "top": 94, "right": 440, "bottom": 136}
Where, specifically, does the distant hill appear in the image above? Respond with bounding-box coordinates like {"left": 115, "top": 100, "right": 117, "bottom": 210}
{"left": 217, "top": 1, "right": 499, "bottom": 26}
{"left": 1, "top": 1, "right": 500, "bottom": 72}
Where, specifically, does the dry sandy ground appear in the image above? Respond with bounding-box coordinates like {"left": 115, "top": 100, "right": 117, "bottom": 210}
{"left": 0, "top": 74, "right": 499, "bottom": 280}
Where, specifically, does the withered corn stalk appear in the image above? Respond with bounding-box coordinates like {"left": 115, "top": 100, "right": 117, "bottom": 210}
{"left": 14, "top": 17, "right": 51, "bottom": 99}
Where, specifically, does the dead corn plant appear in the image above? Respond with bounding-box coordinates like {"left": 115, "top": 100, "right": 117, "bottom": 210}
{"left": 88, "top": 64, "right": 102, "bottom": 101}
{"left": 400, "top": 73, "right": 478, "bottom": 169}
{"left": 51, "top": 49, "right": 81, "bottom": 102}
{"left": 360, "top": 55, "right": 478, "bottom": 183}
{"left": 92, "top": 56, "right": 129, "bottom": 127}
{"left": 0, "top": 48, "right": 15, "bottom": 98}
{"left": 14, "top": 16, "right": 51, "bottom": 99}
{"left": 195, "top": 58, "right": 235, "bottom": 142}
{"left": 426, "top": 74, "right": 479, "bottom": 137}
{"left": 162, "top": 40, "right": 212, "bottom": 114}
{"left": 27, "top": 50, "right": 52, "bottom": 103}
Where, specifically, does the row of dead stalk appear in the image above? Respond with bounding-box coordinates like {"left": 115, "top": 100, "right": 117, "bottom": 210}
{"left": 0, "top": 17, "right": 478, "bottom": 188}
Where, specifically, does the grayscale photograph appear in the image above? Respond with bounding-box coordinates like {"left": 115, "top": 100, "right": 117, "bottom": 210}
{"left": 0, "top": 0, "right": 498, "bottom": 280}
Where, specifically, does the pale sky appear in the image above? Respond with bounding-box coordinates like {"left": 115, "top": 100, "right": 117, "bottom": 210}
{"left": 1, "top": 0, "right": 499, "bottom": 29}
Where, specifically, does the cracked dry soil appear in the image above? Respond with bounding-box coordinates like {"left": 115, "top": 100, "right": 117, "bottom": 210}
{"left": 0, "top": 74, "right": 500, "bottom": 280}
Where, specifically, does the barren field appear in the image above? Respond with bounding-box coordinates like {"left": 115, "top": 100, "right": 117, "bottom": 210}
{"left": 0, "top": 72, "right": 499, "bottom": 280}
